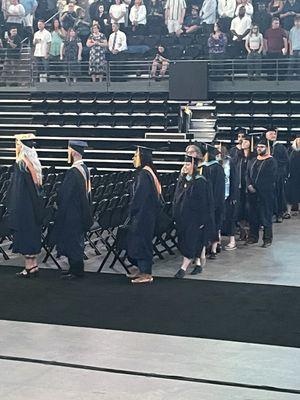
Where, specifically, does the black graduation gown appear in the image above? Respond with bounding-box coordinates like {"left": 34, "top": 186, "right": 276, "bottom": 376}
{"left": 222, "top": 159, "right": 239, "bottom": 236}
{"left": 6, "top": 162, "right": 43, "bottom": 255}
{"left": 236, "top": 152, "right": 256, "bottom": 222}
{"left": 272, "top": 143, "right": 289, "bottom": 215}
{"left": 286, "top": 149, "right": 300, "bottom": 204}
{"left": 51, "top": 165, "right": 92, "bottom": 261}
{"left": 202, "top": 161, "right": 225, "bottom": 239}
{"left": 246, "top": 157, "right": 277, "bottom": 227}
{"left": 229, "top": 146, "right": 242, "bottom": 161}
{"left": 173, "top": 174, "right": 211, "bottom": 259}
{"left": 126, "top": 169, "right": 161, "bottom": 262}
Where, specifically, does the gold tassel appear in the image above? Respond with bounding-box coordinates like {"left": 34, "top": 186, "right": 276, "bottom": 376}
{"left": 251, "top": 136, "right": 254, "bottom": 153}
{"left": 267, "top": 139, "right": 270, "bottom": 155}
{"left": 133, "top": 147, "right": 141, "bottom": 168}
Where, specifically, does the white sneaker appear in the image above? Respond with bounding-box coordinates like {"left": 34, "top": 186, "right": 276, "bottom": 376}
{"left": 225, "top": 243, "right": 237, "bottom": 251}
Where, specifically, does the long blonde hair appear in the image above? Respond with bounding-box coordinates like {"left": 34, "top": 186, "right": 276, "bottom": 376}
{"left": 17, "top": 143, "right": 43, "bottom": 186}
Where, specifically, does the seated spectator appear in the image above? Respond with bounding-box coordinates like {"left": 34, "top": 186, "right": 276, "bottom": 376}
{"left": 147, "top": 0, "right": 164, "bottom": 35}
{"left": 230, "top": 5, "right": 251, "bottom": 57}
{"left": 176, "top": 4, "right": 201, "bottom": 36}
{"left": 61, "top": 2, "right": 78, "bottom": 31}
{"left": 235, "top": 0, "right": 254, "bottom": 19}
{"left": 5, "top": 26, "right": 21, "bottom": 68}
{"left": 93, "top": 4, "right": 110, "bottom": 36}
{"left": 109, "top": 0, "right": 126, "bottom": 30}
{"left": 20, "top": 0, "right": 37, "bottom": 43}
{"left": 218, "top": 0, "right": 236, "bottom": 33}
{"left": 165, "top": 0, "right": 186, "bottom": 34}
{"left": 280, "top": 0, "right": 300, "bottom": 31}
{"left": 288, "top": 15, "right": 300, "bottom": 78}
{"left": 245, "top": 24, "right": 263, "bottom": 79}
{"left": 87, "top": 23, "right": 107, "bottom": 82}
{"left": 253, "top": 2, "right": 272, "bottom": 34}
{"left": 208, "top": 21, "right": 227, "bottom": 59}
{"left": 6, "top": 0, "right": 25, "bottom": 38}
{"left": 74, "top": 8, "right": 91, "bottom": 43}
{"left": 33, "top": 19, "right": 52, "bottom": 81}
{"left": 267, "top": 0, "right": 284, "bottom": 17}
{"left": 60, "top": 27, "right": 82, "bottom": 83}
{"left": 200, "top": 0, "right": 217, "bottom": 31}
{"left": 129, "top": 0, "right": 147, "bottom": 35}
{"left": 108, "top": 22, "right": 127, "bottom": 55}
{"left": 264, "top": 17, "right": 288, "bottom": 79}
{"left": 151, "top": 44, "right": 169, "bottom": 79}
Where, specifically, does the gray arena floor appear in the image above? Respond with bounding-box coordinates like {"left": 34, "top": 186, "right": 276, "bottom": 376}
{"left": 0, "top": 215, "right": 299, "bottom": 399}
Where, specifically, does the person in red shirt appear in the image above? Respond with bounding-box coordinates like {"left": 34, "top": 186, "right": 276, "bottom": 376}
{"left": 264, "top": 17, "right": 288, "bottom": 79}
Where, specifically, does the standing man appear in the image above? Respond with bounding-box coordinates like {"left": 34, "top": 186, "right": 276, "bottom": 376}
{"left": 229, "top": 127, "right": 246, "bottom": 160}
{"left": 20, "top": 0, "right": 37, "bottom": 44}
{"left": 265, "top": 128, "right": 289, "bottom": 223}
{"left": 264, "top": 17, "right": 288, "bottom": 80}
{"left": 230, "top": 6, "right": 252, "bottom": 58}
{"left": 289, "top": 16, "right": 300, "bottom": 78}
{"left": 164, "top": 0, "right": 186, "bottom": 35}
{"left": 6, "top": 133, "right": 43, "bottom": 277}
{"left": 218, "top": 0, "right": 236, "bottom": 33}
{"left": 33, "top": 19, "right": 52, "bottom": 82}
{"left": 200, "top": 0, "right": 217, "bottom": 32}
{"left": 51, "top": 141, "right": 93, "bottom": 280}
{"left": 246, "top": 136, "right": 277, "bottom": 247}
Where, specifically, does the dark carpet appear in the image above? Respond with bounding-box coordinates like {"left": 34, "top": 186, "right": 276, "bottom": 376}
{"left": 0, "top": 266, "right": 299, "bottom": 348}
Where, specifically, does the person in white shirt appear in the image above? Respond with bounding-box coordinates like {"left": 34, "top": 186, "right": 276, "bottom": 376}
{"left": 108, "top": 22, "right": 127, "bottom": 56}
{"left": 165, "top": 0, "right": 186, "bottom": 34}
{"left": 33, "top": 20, "right": 52, "bottom": 80}
{"left": 109, "top": 0, "right": 126, "bottom": 30}
{"left": 6, "top": 0, "right": 25, "bottom": 37}
{"left": 218, "top": 0, "right": 236, "bottom": 32}
{"left": 235, "top": 0, "right": 253, "bottom": 19}
{"left": 129, "top": 0, "right": 147, "bottom": 35}
{"left": 200, "top": 0, "right": 217, "bottom": 28}
{"left": 230, "top": 6, "right": 251, "bottom": 57}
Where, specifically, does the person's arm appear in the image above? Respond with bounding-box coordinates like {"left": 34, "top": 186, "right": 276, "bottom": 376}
{"left": 116, "top": 5, "right": 126, "bottom": 21}
{"left": 99, "top": 34, "right": 108, "bottom": 47}
{"left": 164, "top": 0, "right": 169, "bottom": 23}
{"left": 264, "top": 37, "right": 268, "bottom": 53}
{"left": 118, "top": 32, "right": 127, "bottom": 51}
{"left": 136, "top": 5, "right": 146, "bottom": 23}
{"left": 246, "top": 3, "right": 253, "bottom": 16}
{"left": 179, "top": 6, "right": 186, "bottom": 25}
{"left": 129, "top": 6, "right": 135, "bottom": 23}
{"left": 245, "top": 35, "right": 251, "bottom": 53}
{"left": 61, "top": 11, "right": 67, "bottom": 21}
{"left": 86, "top": 36, "right": 94, "bottom": 47}
{"left": 77, "top": 41, "right": 82, "bottom": 61}
{"left": 108, "top": 34, "right": 113, "bottom": 52}
{"left": 60, "top": 42, "right": 64, "bottom": 59}
{"left": 289, "top": 31, "right": 293, "bottom": 55}
{"left": 218, "top": 0, "right": 224, "bottom": 17}
{"left": 283, "top": 36, "right": 288, "bottom": 54}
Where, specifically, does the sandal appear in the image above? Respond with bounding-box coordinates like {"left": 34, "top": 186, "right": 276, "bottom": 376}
{"left": 16, "top": 266, "right": 39, "bottom": 278}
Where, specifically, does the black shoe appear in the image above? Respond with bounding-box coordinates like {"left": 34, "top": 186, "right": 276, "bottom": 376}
{"left": 262, "top": 241, "right": 272, "bottom": 248}
{"left": 191, "top": 266, "right": 203, "bottom": 275}
{"left": 61, "top": 270, "right": 70, "bottom": 276}
{"left": 16, "top": 266, "right": 39, "bottom": 278}
{"left": 208, "top": 252, "right": 217, "bottom": 260}
{"left": 61, "top": 273, "right": 84, "bottom": 280}
{"left": 245, "top": 238, "right": 258, "bottom": 245}
{"left": 174, "top": 269, "right": 185, "bottom": 279}
{"left": 276, "top": 216, "right": 283, "bottom": 223}
{"left": 216, "top": 243, "right": 222, "bottom": 253}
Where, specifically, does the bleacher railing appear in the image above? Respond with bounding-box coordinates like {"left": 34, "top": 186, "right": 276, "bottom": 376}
{"left": 0, "top": 56, "right": 300, "bottom": 88}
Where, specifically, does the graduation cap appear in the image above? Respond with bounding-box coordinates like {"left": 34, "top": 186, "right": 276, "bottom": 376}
{"left": 184, "top": 154, "right": 199, "bottom": 167}
{"left": 234, "top": 127, "right": 247, "bottom": 136}
{"left": 133, "top": 145, "right": 154, "bottom": 168}
{"left": 196, "top": 141, "right": 221, "bottom": 161}
{"left": 15, "top": 133, "right": 36, "bottom": 148}
{"left": 247, "top": 133, "right": 261, "bottom": 152}
{"left": 68, "top": 140, "right": 88, "bottom": 163}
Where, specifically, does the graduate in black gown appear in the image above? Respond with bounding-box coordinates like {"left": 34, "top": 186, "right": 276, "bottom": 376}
{"left": 126, "top": 146, "right": 162, "bottom": 284}
{"left": 201, "top": 143, "right": 225, "bottom": 259}
{"left": 219, "top": 145, "right": 239, "bottom": 251}
{"left": 51, "top": 140, "right": 93, "bottom": 280}
{"left": 6, "top": 133, "right": 43, "bottom": 278}
{"left": 246, "top": 136, "right": 277, "bottom": 247}
{"left": 229, "top": 127, "right": 246, "bottom": 160}
{"left": 236, "top": 134, "right": 256, "bottom": 241}
{"left": 173, "top": 153, "right": 211, "bottom": 279}
{"left": 286, "top": 136, "right": 300, "bottom": 216}
{"left": 266, "top": 128, "right": 289, "bottom": 222}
